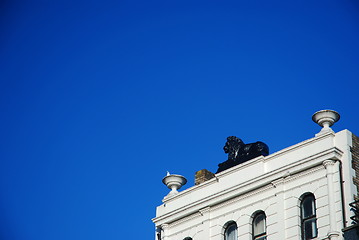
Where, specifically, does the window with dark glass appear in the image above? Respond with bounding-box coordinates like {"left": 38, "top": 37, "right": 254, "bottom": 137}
{"left": 252, "top": 212, "right": 267, "bottom": 240}
{"left": 183, "top": 238, "right": 192, "bottom": 240}
{"left": 224, "top": 222, "right": 237, "bottom": 240}
{"left": 301, "top": 194, "right": 318, "bottom": 240}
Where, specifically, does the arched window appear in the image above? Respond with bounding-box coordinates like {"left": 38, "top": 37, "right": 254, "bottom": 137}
{"left": 183, "top": 238, "right": 192, "bottom": 240}
{"left": 301, "top": 194, "right": 318, "bottom": 240}
{"left": 252, "top": 211, "right": 267, "bottom": 240}
{"left": 224, "top": 222, "right": 237, "bottom": 240}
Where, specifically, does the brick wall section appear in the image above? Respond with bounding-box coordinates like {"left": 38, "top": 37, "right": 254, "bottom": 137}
{"left": 195, "top": 169, "right": 215, "bottom": 185}
{"left": 351, "top": 134, "right": 359, "bottom": 199}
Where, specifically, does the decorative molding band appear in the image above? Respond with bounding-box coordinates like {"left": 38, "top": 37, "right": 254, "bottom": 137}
{"left": 323, "top": 159, "right": 336, "bottom": 168}
{"left": 161, "top": 223, "right": 169, "bottom": 230}
{"left": 283, "top": 164, "right": 325, "bottom": 184}
{"left": 211, "top": 184, "right": 273, "bottom": 211}
{"left": 168, "top": 206, "right": 213, "bottom": 228}
{"left": 168, "top": 211, "right": 202, "bottom": 227}
{"left": 199, "top": 207, "right": 211, "bottom": 216}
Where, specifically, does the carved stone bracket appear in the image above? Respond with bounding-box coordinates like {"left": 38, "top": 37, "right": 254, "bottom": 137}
{"left": 323, "top": 159, "right": 336, "bottom": 169}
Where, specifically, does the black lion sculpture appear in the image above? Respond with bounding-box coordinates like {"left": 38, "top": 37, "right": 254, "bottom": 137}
{"left": 216, "top": 136, "right": 269, "bottom": 173}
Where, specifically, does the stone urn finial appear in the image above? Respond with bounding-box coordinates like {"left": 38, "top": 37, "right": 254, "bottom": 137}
{"left": 312, "top": 110, "right": 340, "bottom": 136}
{"left": 162, "top": 174, "right": 187, "bottom": 197}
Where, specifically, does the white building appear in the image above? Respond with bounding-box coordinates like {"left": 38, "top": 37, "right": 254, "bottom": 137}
{"left": 152, "top": 110, "right": 359, "bottom": 240}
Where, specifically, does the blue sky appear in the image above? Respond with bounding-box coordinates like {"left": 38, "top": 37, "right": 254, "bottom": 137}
{"left": 1, "top": 1, "right": 359, "bottom": 239}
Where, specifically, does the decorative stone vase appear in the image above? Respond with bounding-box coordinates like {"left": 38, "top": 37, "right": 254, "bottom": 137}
{"left": 162, "top": 174, "right": 187, "bottom": 197}
{"left": 312, "top": 110, "right": 340, "bottom": 136}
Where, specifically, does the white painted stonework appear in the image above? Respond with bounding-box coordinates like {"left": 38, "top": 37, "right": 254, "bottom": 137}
{"left": 152, "top": 129, "right": 357, "bottom": 240}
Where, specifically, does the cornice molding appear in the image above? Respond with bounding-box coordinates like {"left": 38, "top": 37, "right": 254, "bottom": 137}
{"left": 168, "top": 211, "right": 202, "bottom": 228}
{"left": 153, "top": 147, "right": 344, "bottom": 225}
{"left": 323, "top": 159, "right": 336, "bottom": 168}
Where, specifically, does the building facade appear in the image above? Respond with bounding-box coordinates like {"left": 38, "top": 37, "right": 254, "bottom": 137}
{"left": 152, "top": 110, "right": 359, "bottom": 240}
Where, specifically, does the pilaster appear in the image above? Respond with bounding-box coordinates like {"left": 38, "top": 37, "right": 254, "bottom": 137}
{"left": 323, "top": 160, "right": 341, "bottom": 240}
